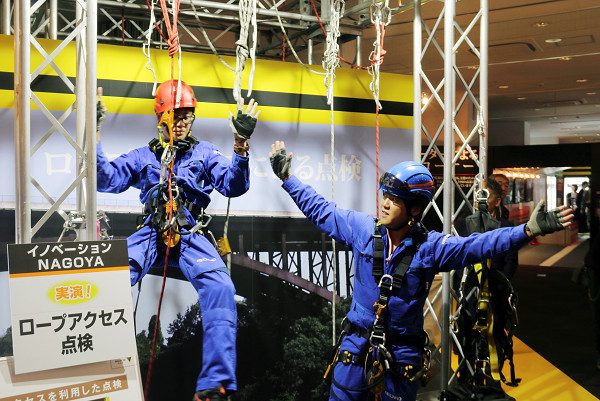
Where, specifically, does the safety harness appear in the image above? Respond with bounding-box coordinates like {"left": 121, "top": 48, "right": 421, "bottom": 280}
{"left": 136, "top": 136, "right": 230, "bottom": 256}
{"left": 324, "top": 222, "right": 432, "bottom": 396}
{"left": 449, "top": 198, "right": 520, "bottom": 398}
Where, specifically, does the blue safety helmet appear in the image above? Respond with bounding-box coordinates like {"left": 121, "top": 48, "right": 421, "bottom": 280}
{"left": 379, "top": 161, "right": 435, "bottom": 202}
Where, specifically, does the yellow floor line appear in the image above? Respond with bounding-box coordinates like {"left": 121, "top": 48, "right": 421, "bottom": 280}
{"left": 539, "top": 237, "right": 587, "bottom": 267}
{"left": 502, "top": 337, "right": 599, "bottom": 401}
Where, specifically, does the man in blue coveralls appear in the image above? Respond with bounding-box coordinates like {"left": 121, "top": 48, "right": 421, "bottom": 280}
{"left": 268, "top": 141, "right": 573, "bottom": 401}
{"left": 96, "top": 80, "right": 260, "bottom": 401}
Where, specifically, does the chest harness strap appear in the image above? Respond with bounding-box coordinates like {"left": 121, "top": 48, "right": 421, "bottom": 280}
{"left": 138, "top": 136, "right": 213, "bottom": 244}
{"left": 368, "top": 223, "right": 431, "bottom": 394}
{"left": 325, "top": 223, "right": 431, "bottom": 395}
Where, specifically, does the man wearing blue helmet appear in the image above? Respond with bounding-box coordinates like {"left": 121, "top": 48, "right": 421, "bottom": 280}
{"left": 268, "top": 141, "right": 574, "bottom": 401}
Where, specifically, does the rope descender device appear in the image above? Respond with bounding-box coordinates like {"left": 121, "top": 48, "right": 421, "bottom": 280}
{"left": 157, "top": 108, "right": 175, "bottom": 149}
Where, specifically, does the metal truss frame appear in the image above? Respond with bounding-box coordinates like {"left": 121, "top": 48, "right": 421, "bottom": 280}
{"left": 240, "top": 231, "right": 355, "bottom": 296}
{"left": 14, "top": 0, "right": 97, "bottom": 243}
{"left": 414, "top": 0, "right": 488, "bottom": 392}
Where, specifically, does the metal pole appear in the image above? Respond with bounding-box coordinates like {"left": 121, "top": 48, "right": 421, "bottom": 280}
{"left": 480, "top": 0, "right": 488, "bottom": 179}
{"left": 2, "top": 0, "right": 10, "bottom": 35}
{"left": 86, "top": 0, "right": 98, "bottom": 240}
{"left": 440, "top": 0, "right": 456, "bottom": 390}
{"left": 14, "top": 0, "right": 31, "bottom": 244}
{"left": 49, "top": 0, "right": 57, "bottom": 40}
{"left": 355, "top": 35, "right": 362, "bottom": 67}
{"left": 413, "top": 0, "right": 422, "bottom": 162}
{"left": 75, "top": 4, "right": 86, "bottom": 240}
{"left": 308, "top": 38, "right": 313, "bottom": 65}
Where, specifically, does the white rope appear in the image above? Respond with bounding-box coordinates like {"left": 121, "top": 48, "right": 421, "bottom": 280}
{"left": 234, "top": 0, "right": 257, "bottom": 102}
{"left": 189, "top": 1, "right": 236, "bottom": 72}
{"left": 367, "top": 0, "right": 391, "bottom": 110}
{"left": 144, "top": 0, "right": 159, "bottom": 96}
{"left": 247, "top": 0, "right": 258, "bottom": 96}
{"left": 330, "top": 100, "right": 337, "bottom": 345}
{"left": 271, "top": 0, "right": 326, "bottom": 76}
{"left": 321, "top": 0, "right": 344, "bottom": 344}
{"left": 322, "top": 0, "right": 343, "bottom": 105}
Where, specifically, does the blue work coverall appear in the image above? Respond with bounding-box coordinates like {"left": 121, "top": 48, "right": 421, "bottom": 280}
{"left": 97, "top": 139, "right": 249, "bottom": 392}
{"left": 281, "top": 175, "right": 531, "bottom": 401}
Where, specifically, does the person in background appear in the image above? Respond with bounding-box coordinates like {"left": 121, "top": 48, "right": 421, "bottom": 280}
{"left": 582, "top": 181, "right": 591, "bottom": 233}
{"left": 489, "top": 173, "right": 510, "bottom": 221}
{"left": 567, "top": 184, "right": 578, "bottom": 210}
{"left": 456, "top": 178, "right": 519, "bottom": 280}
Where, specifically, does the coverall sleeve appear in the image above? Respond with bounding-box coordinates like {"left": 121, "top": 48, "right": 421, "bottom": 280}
{"left": 281, "top": 175, "right": 373, "bottom": 248}
{"left": 96, "top": 142, "right": 139, "bottom": 193}
{"left": 204, "top": 145, "right": 250, "bottom": 198}
{"left": 425, "top": 225, "right": 531, "bottom": 272}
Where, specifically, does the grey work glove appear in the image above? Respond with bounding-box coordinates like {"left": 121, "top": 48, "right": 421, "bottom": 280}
{"left": 525, "top": 201, "right": 570, "bottom": 237}
{"left": 97, "top": 99, "right": 107, "bottom": 129}
{"left": 269, "top": 141, "right": 292, "bottom": 181}
{"left": 229, "top": 98, "right": 260, "bottom": 141}
{"left": 96, "top": 87, "right": 107, "bottom": 143}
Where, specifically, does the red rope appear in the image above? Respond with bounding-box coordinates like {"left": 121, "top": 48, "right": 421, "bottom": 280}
{"left": 143, "top": 225, "right": 172, "bottom": 399}
{"left": 143, "top": 1, "right": 180, "bottom": 398}
{"left": 373, "top": 23, "right": 386, "bottom": 216}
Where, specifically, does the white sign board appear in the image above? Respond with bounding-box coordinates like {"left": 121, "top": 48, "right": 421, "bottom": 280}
{"left": 7, "top": 240, "right": 137, "bottom": 374}
{"left": 0, "top": 356, "right": 143, "bottom": 401}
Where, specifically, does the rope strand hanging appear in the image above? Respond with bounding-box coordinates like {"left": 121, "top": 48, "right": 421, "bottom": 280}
{"left": 234, "top": 0, "right": 258, "bottom": 101}
{"left": 368, "top": 0, "right": 390, "bottom": 217}
{"left": 322, "top": 0, "right": 343, "bottom": 105}
{"left": 143, "top": 0, "right": 159, "bottom": 96}
{"left": 142, "top": 1, "right": 182, "bottom": 399}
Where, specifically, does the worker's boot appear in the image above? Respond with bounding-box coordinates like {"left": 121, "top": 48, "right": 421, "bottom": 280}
{"left": 192, "top": 386, "right": 228, "bottom": 401}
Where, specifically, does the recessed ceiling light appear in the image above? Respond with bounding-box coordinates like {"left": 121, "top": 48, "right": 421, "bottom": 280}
{"left": 586, "top": 92, "right": 597, "bottom": 95}
{"left": 466, "top": 65, "right": 478, "bottom": 70}
{"left": 517, "top": 97, "right": 526, "bottom": 100}
{"left": 533, "top": 22, "right": 549, "bottom": 28}
{"left": 559, "top": 57, "right": 572, "bottom": 61}
{"left": 576, "top": 79, "right": 588, "bottom": 83}
{"left": 498, "top": 85, "right": 510, "bottom": 89}
{"left": 545, "top": 38, "right": 562, "bottom": 43}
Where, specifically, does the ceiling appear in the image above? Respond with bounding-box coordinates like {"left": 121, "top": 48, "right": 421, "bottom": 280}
{"left": 58, "top": 0, "right": 600, "bottom": 145}
{"left": 359, "top": 0, "right": 600, "bottom": 145}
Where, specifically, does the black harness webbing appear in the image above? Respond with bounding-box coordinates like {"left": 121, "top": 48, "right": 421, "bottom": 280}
{"left": 140, "top": 136, "right": 206, "bottom": 231}
{"left": 324, "top": 222, "right": 433, "bottom": 394}
{"left": 371, "top": 223, "right": 428, "bottom": 292}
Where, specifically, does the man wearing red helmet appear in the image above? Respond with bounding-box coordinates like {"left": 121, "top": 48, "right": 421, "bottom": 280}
{"left": 268, "top": 141, "right": 573, "bottom": 401}
{"left": 96, "top": 81, "right": 260, "bottom": 401}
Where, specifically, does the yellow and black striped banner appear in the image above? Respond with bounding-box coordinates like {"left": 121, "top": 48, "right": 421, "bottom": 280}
{"left": 0, "top": 34, "right": 413, "bottom": 128}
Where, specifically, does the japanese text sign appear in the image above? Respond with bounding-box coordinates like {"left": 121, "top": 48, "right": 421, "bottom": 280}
{"left": 7, "top": 240, "right": 137, "bottom": 374}
{"left": 0, "top": 356, "right": 143, "bottom": 401}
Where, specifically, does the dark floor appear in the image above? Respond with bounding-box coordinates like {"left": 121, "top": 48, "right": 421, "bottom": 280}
{"left": 513, "top": 238, "right": 600, "bottom": 399}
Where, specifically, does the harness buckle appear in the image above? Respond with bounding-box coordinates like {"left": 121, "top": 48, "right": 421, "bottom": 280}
{"left": 369, "top": 324, "right": 385, "bottom": 345}
{"left": 378, "top": 274, "right": 394, "bottom": 292}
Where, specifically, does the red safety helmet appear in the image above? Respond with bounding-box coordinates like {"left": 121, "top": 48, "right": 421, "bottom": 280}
{"left": 154, "top": 80, "right": 197, "bottom": 114}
